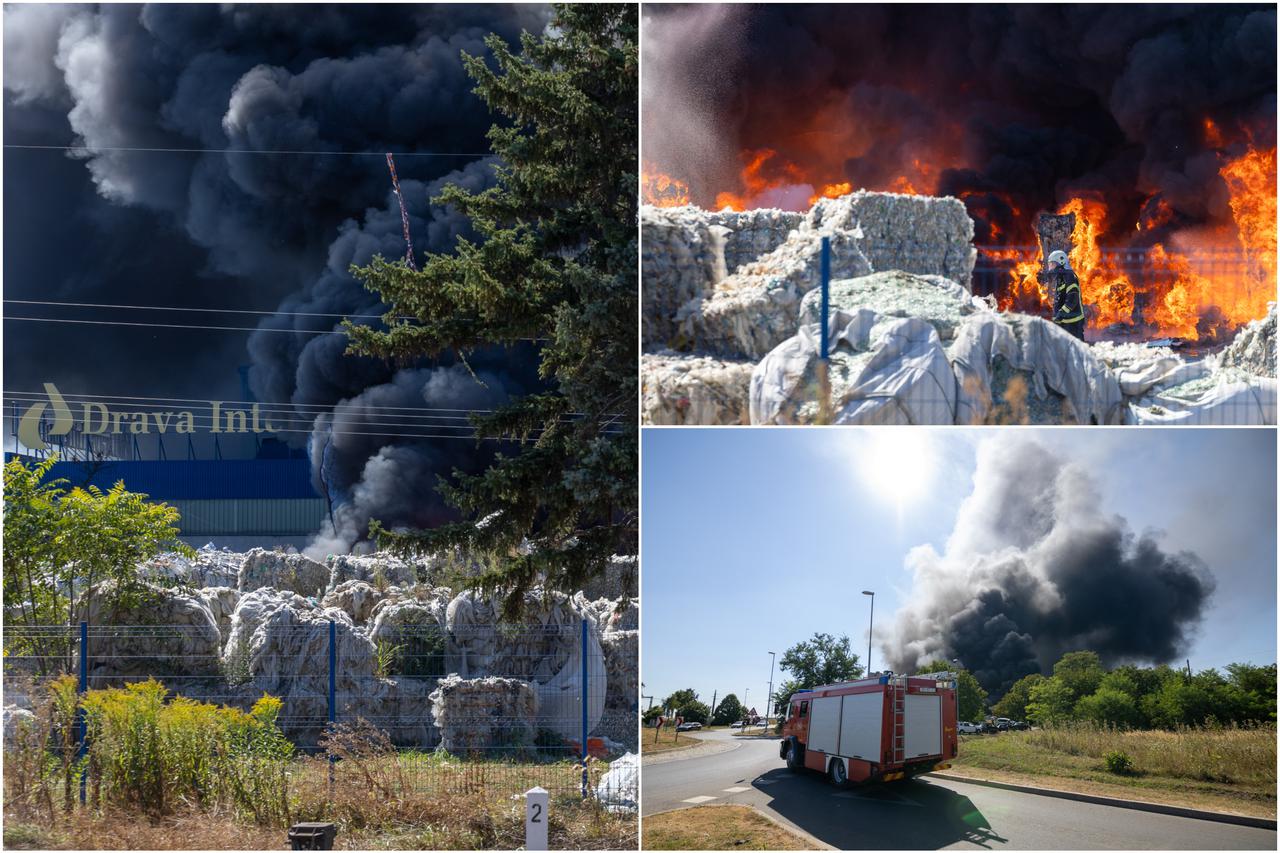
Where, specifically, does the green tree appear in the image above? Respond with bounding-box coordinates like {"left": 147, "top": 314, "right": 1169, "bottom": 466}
{"left": 778, "top": 633, "right": 863, "bottom": 694}
{"left": 1074, "top": 687, "right": 1140, "bottom": 728}
{"left": 1142, "top": 679, "right": 1214, "bottom": 728}
{"left": 3, "top": 456, "right": 190, "bottom": 673}
{"left": 992, "top": 673, "right": 1045, "bottom": 721}
{"left": 1052, "top": 651, "right": 1104, "bottom": 702}
{"left": 921, "top": 659, "right": 988, "bottom": 721}
{"left": 678, "top": 700, "right": 711, "bottom": 725}
{"left": 346, "top": 4, "right": 638, "bottom": 605}
{"left": 662, "top": 689, "right": 698, "bottom": 711}
{"left": 711, "top": 693, "right": 745, "bottom": 726}
{"left": 1026, "top": 677, "right": 1076, "bottom": 726}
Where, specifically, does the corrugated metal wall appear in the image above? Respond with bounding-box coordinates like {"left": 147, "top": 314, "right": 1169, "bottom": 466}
{"left": 37, "top": 458, "right": 320, "bottom": 500}
{"left": 169, "top": 498, "right": 328, "bottom": 536}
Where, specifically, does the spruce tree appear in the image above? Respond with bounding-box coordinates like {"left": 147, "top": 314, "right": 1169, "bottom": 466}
{"left": 345, "top": 4, "right": 637, "bottom": 604}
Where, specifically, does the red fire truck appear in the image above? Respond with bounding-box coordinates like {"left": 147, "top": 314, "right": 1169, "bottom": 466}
{"left": 779, "top": 672, "right": 959, "bottom": 785}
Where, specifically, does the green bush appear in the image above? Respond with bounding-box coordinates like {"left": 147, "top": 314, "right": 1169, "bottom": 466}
{"left": 1103, "top": 749, "right": 1134, "bottom": 775}
{"left": 80, "top": 680, "right": 292, "bottom": 822}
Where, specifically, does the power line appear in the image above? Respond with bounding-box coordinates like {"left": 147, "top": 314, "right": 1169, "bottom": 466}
{"left": 4, "top": 315, "right": 549, "bottom": 343}
{"left": 3, "top": 390, "right": 629, "bottom": 420}
{"left": 5, "top": 299, "right": 398, "bottom": 320}
{"left": 4, "top": 143, "right": 489, "bottom": 158}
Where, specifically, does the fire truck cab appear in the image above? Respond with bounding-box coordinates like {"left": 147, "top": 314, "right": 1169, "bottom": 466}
{"left": 779, "top": 672, "right": 958, "bottom": 786}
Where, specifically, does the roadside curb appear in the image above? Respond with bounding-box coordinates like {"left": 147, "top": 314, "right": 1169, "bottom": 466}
{"left": 641, "top": 733, "right": 740, "bottom": 766}
{"left": 930, "top": 772, "right": 1277, "bottom": 830}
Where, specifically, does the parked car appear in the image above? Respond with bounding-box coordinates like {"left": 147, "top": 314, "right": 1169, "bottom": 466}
{"left": 957, "top": 720, "right": 982, "bottom": 734}
{"left": 1010, "top": 720, "right": 1030, "bottom": 731}
{"left": 729, "top": 721, "right": 746, "bottom": 728}
{"left": 994, "top": 717, "right": 1014, "bottom": 731}
{"left": 676, "top": 721, "right": 702, "bottom": 731}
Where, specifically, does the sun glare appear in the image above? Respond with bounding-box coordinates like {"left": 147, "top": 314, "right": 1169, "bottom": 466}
{"left": 860, "top": 431, "right": 935, "bottom": 510}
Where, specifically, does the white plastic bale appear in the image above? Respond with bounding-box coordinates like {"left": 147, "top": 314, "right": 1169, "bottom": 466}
{"left": 325, "top": 553, "right": 418, "bottom": 591}
{"left": 83, "top": 580, "right": 222, "bottom": 681}
{"left": 641, "top": 351, "right": 754, "bottom": 425}
{"left": 429, "top": 674, "right": 539, "bottom": 753}
{"left": 196, "top": 586, "right": 240, "bottom": 645}
{"left": 750, "top": 309, "right": 958, "bottom": 425}
{"left": 949, "top": 313, "right": 1127, "bottom": 425}
{"left": 678, "top": 229, "right": 873, "bottom": 359}
{"left": 641, "top": 205, "right": 802, "bottom": 347}
{"left": 807, "top": 191, "right": 976, "bottom": 285}
{"left": 1218, "top": 302, "right": 1277, "bottom": 378}
{"left": 797, "top": 270, "right": 982, "bottom": 342}
{"left": 322, "top": 579, "right": 387, "bottom": 625}
{"left": 238, "top": 548, "right": 329, "bottom": 597}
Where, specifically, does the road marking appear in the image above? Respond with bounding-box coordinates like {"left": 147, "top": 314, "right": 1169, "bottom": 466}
{"left": 682, "top": 795, "right": 717, "bottom": 804}
{"left": 723, "top": 786, "right": 751, "bottom": 793}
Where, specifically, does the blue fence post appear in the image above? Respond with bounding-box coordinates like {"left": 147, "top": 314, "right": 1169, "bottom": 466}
{"left": 820, "top": 236, "right": 831, "bottom": 360}
{"left": 328, "top": 618, "right": 336, "bottom": 790}
{"left": 78, "top": 620, "right": 87, "bottom": 805}
{"left": 580, "top": 617, "right": 589, "bottom": 800}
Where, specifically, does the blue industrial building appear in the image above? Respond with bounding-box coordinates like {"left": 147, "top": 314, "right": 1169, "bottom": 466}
{"left": 5, "top": 454, "right": 327, "bottom": 551}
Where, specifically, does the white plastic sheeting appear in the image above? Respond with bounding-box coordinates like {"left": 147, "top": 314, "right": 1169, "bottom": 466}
{"left": 751, "top": 310, "right": 957, "bottom": 425}
{"left": 597, "top": 751, "right": 639, "bottom": 813}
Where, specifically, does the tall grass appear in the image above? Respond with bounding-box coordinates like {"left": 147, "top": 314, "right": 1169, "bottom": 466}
{"left": 72, "top": 680, "right": 292, "bottom": 822}
{"left": 1027, "top": 721, "right": 1276, "bottom": 785}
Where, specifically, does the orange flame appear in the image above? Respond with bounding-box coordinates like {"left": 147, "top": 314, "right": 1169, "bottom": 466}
{"left": 808, "top": 182, "right": 853, "bottom": 206}
{"left": 641, "top": 161, "right": 691, "bottom": 207}
{"left": 1220, "top": 144, "right": 1277, "bottom": 289}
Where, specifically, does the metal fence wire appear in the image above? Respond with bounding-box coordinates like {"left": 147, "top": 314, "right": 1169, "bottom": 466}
{"left": 3, "top": 618, "right": 636, "bottom": 808}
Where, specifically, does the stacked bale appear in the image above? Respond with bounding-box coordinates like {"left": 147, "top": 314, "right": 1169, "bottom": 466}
{"left": 429, "top": 674, "right": 538, "bottom": 753}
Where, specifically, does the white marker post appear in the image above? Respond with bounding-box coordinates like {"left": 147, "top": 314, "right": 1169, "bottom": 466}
{"left": 525, "top": 786, "right": 549, "bottom": 851}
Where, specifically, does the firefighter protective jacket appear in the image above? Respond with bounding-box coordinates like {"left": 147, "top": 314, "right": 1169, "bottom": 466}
{"left": 1052, "top": 268, "right": 1084, "bottom": 325}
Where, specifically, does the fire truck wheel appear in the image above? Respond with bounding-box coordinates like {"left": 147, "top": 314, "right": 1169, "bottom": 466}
{"left": 785, "top": 739, "right": 804, "bottom": 772}
{"left": 827, "top": 758, "right": 848, "bottom": 787}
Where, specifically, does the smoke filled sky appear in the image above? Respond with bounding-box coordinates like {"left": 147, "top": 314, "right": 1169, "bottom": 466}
{"left": 643, "top": 3, "right": 1275, "bottom": 240}
{"left": 641, "top": 429, "right": 1275, "bottom": 707}
{"left": 3, "top": 4, "right": 551, "bottom": 552}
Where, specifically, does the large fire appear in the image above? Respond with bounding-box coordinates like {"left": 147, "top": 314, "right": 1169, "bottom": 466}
{"left": 641, "top": 134, "right": 1276, "bottom": 342}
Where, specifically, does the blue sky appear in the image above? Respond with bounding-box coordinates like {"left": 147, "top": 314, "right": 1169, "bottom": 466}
{"left": 641, "top": 428, "right": 1276, "bottom": 713}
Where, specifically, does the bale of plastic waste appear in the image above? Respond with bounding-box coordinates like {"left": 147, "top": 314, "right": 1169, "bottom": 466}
{"left": 641, "top": 351, "right": 754, "bottom": 425}
{"left": 429, "top": 674, "right": 538, "bottom": 754}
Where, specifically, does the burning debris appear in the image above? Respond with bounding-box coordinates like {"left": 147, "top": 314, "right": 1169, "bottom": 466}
{"left": 643, "top": 4, "right": 1276, "bottom": 349}
{"left": 884, "top": 438, "right": 1216, "bottom": 698}
{"left": 642, "top": 189, "right": 1277, "bottom": 425}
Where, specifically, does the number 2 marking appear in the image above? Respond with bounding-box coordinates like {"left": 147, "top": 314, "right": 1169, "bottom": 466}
{"left": 531, "top": 803, "right": 543, "bottom": 823}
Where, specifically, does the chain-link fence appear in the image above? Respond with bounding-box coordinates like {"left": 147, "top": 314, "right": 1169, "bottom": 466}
{"left": 3, "top": 618, "right": 636, "bottom": 814}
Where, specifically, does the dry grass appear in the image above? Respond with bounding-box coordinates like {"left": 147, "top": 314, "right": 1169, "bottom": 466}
{"left": 642, "top": 805, "right": 816, "bottom": 850}
{"left": 4, "top": 725, "right": 636, "bottom": 850}
{"left": 641, "top": 726, "right": 711, "bottom": 754}
{"left": 952, "top": 723, "right": 1276, "bottom": 818}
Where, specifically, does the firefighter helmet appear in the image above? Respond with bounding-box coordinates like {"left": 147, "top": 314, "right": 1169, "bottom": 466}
{"left": 1047, "top": 250, "right": 1070, "bottom": 269}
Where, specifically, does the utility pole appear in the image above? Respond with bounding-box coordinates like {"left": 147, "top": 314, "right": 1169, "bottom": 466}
{"left": 862, "top": 590, "right": 875, "bottom": 675}
{"left": 710, "top": 690, "right": 717, "bottom": 723}
{"left": 765, "top": 651, "right": 776, "bottom": 728}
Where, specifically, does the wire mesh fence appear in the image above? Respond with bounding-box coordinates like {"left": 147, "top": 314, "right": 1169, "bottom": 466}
{"left": 3, "top": 618, "right": 636, "bottom": 813}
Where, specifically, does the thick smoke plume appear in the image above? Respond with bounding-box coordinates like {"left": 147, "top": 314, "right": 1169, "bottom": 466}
{"left": 643, "top": 4, "right": 1274, "bottom": 242}
{"left": 4, "top": 4, "right": 550, "bottom": 551}
{"left": 885, "top": 439, "right": 1214, "bottom": 697}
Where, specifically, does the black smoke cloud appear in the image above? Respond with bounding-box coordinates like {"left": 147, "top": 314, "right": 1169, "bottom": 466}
{"left": 885, "top": 439, "right": 1215, "bottom": 697}
{"left": 644, "top": 4, "right": 1274, "bottom": 242}
{"left": 4, "top": 4, "right": 551, "bottom": 549}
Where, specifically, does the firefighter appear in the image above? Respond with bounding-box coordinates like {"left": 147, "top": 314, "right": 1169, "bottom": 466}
{"left": 1046, "top": 249, "right": 1086, "bottom": 342}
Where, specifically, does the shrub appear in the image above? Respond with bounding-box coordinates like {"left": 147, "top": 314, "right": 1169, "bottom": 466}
{"left": 80, "top": 680, "right": 292, "bottom": 822}
{"left": 1104, "top": 749, "right": 1134, "bottom": 775}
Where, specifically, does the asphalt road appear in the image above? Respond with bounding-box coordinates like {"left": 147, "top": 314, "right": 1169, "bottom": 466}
{"left": 643, "top": 729, "right": 1276, "bottom": 850}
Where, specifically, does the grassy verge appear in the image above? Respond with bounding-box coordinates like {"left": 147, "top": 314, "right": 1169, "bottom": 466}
{"left": 949, "top": 724, "right": 1276, "bottom": 819}
{"left": 641, "top": 727, "right": 712, "bottom": 754}
{"left": 643, "top": 805, "right": 816, "bottom": 850}
{"left": 732, "top": 725, "right": 778, "bottom": 738}
{"left": 4, "top": 752, "right": 636, "bottom": 850}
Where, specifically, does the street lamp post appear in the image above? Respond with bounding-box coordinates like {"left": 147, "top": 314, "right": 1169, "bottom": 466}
{"left": 862, "top": 590, "right": 875, "bottom": 675}
{"left": 765, "top": 651, "right": 776, "bottom": 729}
